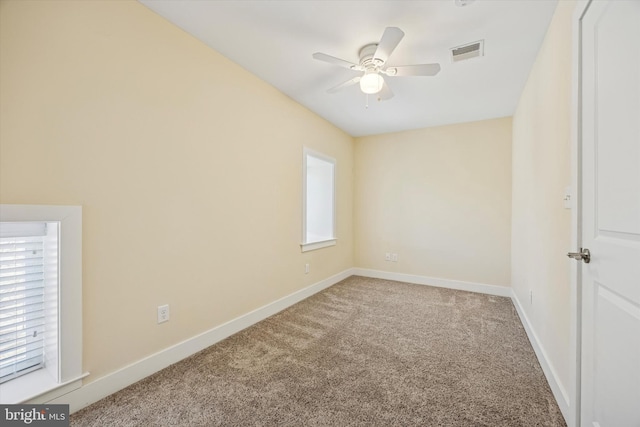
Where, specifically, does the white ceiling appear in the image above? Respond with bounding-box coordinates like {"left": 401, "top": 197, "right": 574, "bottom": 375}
{"left": 139, "top": 0, "right": 558, "bottom": 137}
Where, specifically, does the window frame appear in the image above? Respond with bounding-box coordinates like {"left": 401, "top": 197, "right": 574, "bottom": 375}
{"left": 0, "top": 204, "right": 85, "bottom": 404}
{"left": 301, "top": 148, "right": 337, "bottom": 252}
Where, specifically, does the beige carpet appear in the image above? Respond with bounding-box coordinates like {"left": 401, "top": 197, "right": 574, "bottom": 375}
{"left": 71, "top": 276, "right": 566, "bottom": 426}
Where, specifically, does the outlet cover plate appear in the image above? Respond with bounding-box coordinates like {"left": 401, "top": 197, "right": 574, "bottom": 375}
{"left": 158, "top": 304, "right": 170, "bottom": 324}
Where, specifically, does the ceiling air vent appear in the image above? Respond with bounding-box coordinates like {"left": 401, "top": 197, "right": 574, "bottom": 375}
{"left": 450, "top": 40, "right": 484, "bottom": 62}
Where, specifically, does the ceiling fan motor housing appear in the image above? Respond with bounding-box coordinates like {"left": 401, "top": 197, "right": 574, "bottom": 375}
{"left": 358, "top": 43, "right": 383, "bottom": 70}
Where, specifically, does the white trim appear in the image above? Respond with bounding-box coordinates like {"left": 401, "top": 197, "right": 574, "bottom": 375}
{"left": 511, "top": 289, "right": 570, "bottom": 420}
{"left": 300, "top": 238, "right": 337, "bottom": 252}
{"left": 569, "top": 2, "right": 591, "bottom": 426}
{"left": 302, "top": 147, "right": 336, "bottom": 248}
{"left": 353, "top": 268, "right": 512, "bottom": 297}
{"left": 40, "top": 267, "right": 571, "bottom": 420}
{"left": 24, "top": 372, "right": 89, "bottom": 404}
{"left": 49, "top": 268, "right": 355, "bottom": 413}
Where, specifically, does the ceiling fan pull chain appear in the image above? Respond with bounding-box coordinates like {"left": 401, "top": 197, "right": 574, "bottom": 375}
{"left": 365, "top": 93, "right": 369, "bottom": 109}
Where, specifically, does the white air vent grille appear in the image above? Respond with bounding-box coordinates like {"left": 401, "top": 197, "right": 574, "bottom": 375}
{"left": 451, "top": 40, "right": 484, "bottom": 62}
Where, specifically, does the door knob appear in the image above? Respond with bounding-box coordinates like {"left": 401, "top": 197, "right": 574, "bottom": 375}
{"left": 567, "top": 248, "right": 590, "bottom": 263}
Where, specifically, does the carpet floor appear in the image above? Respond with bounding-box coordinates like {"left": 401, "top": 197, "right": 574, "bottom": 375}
{"left": 71, "top": 276, "right": 566, "bottom": 426}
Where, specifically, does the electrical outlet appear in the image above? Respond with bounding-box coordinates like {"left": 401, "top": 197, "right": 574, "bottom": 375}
{"left": 392, "top": 253, "right": 398, "bottom": 262}
{"left": 157, "top": 304, "right": 170, "bottom": 324}
{"left": 305, "top": 263, "right": 310, "bottom": 274}
{"left": 385, "top": 253, "right": 391, "bottom": 261}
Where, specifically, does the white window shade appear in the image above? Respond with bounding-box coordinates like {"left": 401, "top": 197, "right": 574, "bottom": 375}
{"left": 0, "top": 223, "right": 49, "bottom": 384}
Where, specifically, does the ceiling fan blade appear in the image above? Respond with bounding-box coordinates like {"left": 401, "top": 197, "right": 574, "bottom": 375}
{"left": 377, "top": 81, "right": 394, "bottom": 101}
{"left": 327, "top": 76, "right": 361, "bottom": 93}
{"left": 386, "top": 63, "right": 441, "bottom": 77}
{"left": 373, "top": 27, "right": 405, "bottom": 66}
{"left": 313, "top": 52, "right": 362, "bottom": 70}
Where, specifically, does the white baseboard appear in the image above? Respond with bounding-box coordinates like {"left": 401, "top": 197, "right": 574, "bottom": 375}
{"left": 48, "top": 267, "right": 568, "bottom": 424}
{"left": 353, "top": 268, "right": 512, "bottom": 297}
{"left": 510, "top": 290, "right": 570, "bottom": 422}
{"left": 48, "top": 268, "right": 355, "bottom": 413}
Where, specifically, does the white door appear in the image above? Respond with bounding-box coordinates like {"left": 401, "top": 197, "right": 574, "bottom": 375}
{"left": 579, "top": 1, "right": 640, "bottom": 426}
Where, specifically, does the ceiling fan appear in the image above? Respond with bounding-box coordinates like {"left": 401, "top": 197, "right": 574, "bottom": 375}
{"left": 312, "top": 27, "right": 441, "bottom": 101}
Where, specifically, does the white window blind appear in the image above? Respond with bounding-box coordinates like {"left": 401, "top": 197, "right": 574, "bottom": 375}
{"left": 0, "top": 223, "right": 48, "bottom": 384}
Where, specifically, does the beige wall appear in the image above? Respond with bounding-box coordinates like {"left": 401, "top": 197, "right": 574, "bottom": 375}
{"left": 0, "top": 0, "right": 354, "bottom": 382}
{"left": 354, "top": 118, "right": 512, "bottom": 287}
{"left": 511, "top": 0, "right": 576, "bottom": 397}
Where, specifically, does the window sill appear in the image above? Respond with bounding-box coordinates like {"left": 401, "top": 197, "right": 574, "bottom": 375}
{"left": 300, "top": 239, "right": 337, "bottom": 252}
{"left": 0, "top": 369, "right": 89, "bottom": 404}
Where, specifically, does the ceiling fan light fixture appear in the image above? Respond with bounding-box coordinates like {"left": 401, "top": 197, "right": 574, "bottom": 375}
{"left": 360, "top": 72, "right": 384, "bottom": 94}
{"left": 313, "top": 27, "right": 440, "bottom": 100}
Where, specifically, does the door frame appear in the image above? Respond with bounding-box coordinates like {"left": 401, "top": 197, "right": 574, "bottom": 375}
{"left": 569, "top": 1, "right": 593, "bottom": 426}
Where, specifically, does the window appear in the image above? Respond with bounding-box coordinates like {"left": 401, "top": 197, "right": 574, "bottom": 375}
{"left": 302, "top": 148, "right": 336, "bottom": 252}
{"left": 0, "top": 222, "right": 54, "bottom": 384}
{"left": 0, "top": 205, "right": 84, "bottom": 404}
